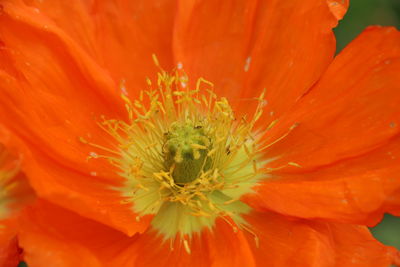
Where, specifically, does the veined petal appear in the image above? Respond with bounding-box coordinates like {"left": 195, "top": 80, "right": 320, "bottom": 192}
{"left": 326, "top": 0, "right": 349, "bottom": 20}
{"left": 0, "top": 236, "right": 20, "bottom": 267}
{"left": 19, "top": 200, "right": 256, "bottom": 267}
{"left": 264, "top": 26, "right": 400, "bottom": 171}
{"left": 245, "top": 135, "right": 400, "bottom": 225}
{"left": 245, "top": 212, "right": 397, "bottom": 267}
{"left": 19, "top": 201, "right": 399, "bottom": 267}
{"left": 0, "top": 1, "right": 126, "bottom": 176}
{"left": 22, "top": 148, "right": 151, "bottom": 236}
{"left": 173, "top": 0, "right": 346, "bottom": 117}
{"left": 19, "top": 200, "right": 136, "bottom": 267}
{"left": 0, "top": 2, "right": 153, "bottom": 232}
{"left": 18, "top": 0, "right": 177, "bottom": 92}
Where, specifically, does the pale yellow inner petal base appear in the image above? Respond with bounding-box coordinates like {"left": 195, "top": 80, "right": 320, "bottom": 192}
{"left": 81, "top": 57, "right": 292, "bottom": 253}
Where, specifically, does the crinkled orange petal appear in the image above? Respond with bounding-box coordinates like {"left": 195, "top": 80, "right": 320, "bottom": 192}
{"left": 0, "top": 3, "right": 152, "bottom": 234}
{"left": 19, "top": 0, "right": 176, "bottom": 93}
{"left": 19, "top": 200, "right": 399, "bottom": 267}
{"left": 204, "top": 220, "right": 255, "bottom": 267}
{"left": 0, "top": 236, "right": 20, "bottom": 267}
{"left": 22, "top": 150, "right": 151, "bottom": 236}
{"left": 19, "top": 200, "right": 138, "bottom": 267}
{"left": 385, "top": 188, "right": 400, "bottom": 216}
{"left": 264, "top": 26, "right": 400, "bottom": 171}
{"left": 0, "top": 2, "right": 126, "bottom": 176}
{"left": 173, "top": 0, "right": 345, "bottom": 117}
{"left": 123, "top": 220, "right": 256, "bottom": 267}
{"left": 326, "top": 0, "right": 349, "bottom": 20}
{"left": 245, "top": 135, "right": 400, "bottom": 225}
{"left": 19, "top": 200, "right": 257, "bottom": 267}
{"left": 245, "top": 212, "right": 397, "bottom": 267}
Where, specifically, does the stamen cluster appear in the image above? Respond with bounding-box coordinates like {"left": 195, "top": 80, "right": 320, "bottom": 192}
{"left": 85, "top": 58, "right": 267, "bottom": 248}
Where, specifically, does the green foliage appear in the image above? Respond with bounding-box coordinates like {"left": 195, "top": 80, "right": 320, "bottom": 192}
{"left": 335, "top": 0, "right": 400, "bottom": 52}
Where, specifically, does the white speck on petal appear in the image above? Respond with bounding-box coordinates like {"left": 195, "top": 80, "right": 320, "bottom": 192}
{"left": 244, "top": 57, "right": 251, "bottom": 72}
{"left": 89, "top": 152, "right": 98, "bottom": 158}
{"left": 260, "top": 99, "right": 268, "bottom": 108}
{"left": 177, "top": 62, "right": 183, "bottom": 70}
{"left": 90, "top": 171, "right": 97, "bottom": 176}
{"left": 120, "top": 79, "right": 128, "bottom": 96}
{"left": 387, "top": 152, "right": 396, "bottom": 159}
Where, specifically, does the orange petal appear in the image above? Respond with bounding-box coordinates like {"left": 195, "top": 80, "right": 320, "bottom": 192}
{"left": 264, "top": 26, "right": 400, "bottom": 171}
{"left": 19, "top": 200, "right": 398, "bottom": 267}
{"left": 1, "top": 119, "right": 146, "bottom": 235}
{"left": 385, "top": 188, "right": 400, "bottom": 216}
{"left": 0, "top": 2, "right": 152, "bottom": 234}
{"left": 204, "top": 220, "right": 255, "bottom": 267}
{"left": 245, "top": 135, "right": 400, "bottom": 225}
{"left": 20, "top": 200, "right": 137, "bottom": 267}
{"left": 0, "top": 236, "right": 20, "bottom": 267}
{"left": 22, "top": 149, "right": 151, "bottom": 236}
{"left": 0, "top": 1, "right": 127, "bottom": 177}
{"left": 173, "top": 0, "right": 344, "bottom": 117}
{"left": 20, "top": 200, "right": 257, "bottom": 267}
{"left": 245, "top": 212, "right": 396, "bottom": 267}
{"left": 19, "top": 0, "right": 177, "bottom": 92}
{"left": 326, "top": 0, "right": 349, "bottom": 20}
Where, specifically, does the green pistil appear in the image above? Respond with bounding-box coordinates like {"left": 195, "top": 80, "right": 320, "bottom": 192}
{"left": 164, "top": 122, "right": 210, "bottom": 183}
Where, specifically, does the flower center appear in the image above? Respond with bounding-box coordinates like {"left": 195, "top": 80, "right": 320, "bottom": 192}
{"left": 163, "top": 122, "right": 211, "bottom": 184}
{"left": 83, "top": 57, "right": 272, "bottom": 252}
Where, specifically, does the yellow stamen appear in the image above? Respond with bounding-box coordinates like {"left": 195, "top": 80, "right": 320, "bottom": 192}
{"left": 81, "top": 56, "right": 298, "bottom": 250}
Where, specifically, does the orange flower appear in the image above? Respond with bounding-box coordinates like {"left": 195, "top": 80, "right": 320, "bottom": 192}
{"left": 0, "top": 0, "right": 400, "bottom": 266}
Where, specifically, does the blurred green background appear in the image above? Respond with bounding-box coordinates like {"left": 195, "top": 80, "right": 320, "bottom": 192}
{"left": 334, "top": 0, "right": 400, "bottom": 252}
{"left": 335, "top": 0, "right": 400, "bottom": 51}
{"left": 17, "top": 1, "right": 400, "bottom": 267}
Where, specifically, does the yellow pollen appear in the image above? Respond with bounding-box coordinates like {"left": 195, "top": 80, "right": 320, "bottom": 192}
{"left": 81, "top": 56, "right": 300, "bottom": 252}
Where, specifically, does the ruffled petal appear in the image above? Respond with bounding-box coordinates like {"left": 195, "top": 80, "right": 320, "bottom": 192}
{"left": 20, "top": 200, "right": 137, "bottom": 267}
{"left": 264, "top": 26, "right": 400, "bottom": 171}
{"left": 326, "top": 0, "right": 349, "bottom": 20}
{"left": 0, "top": 236, "right": 20, "bottom": 267}
{"left": 19, "top": 0, "right": 176, "bottom": 91}
{"left": 245, "top": 135, "right": 400, "bottom": 225}
{"left": 22, "top": 150, "right": 151, "bottom": 236}
{"left": 0, "top": 1, "right": 126, "bottom": 176}
{"left": 173, "top": 0, "right": 345, "bottom": 117}
{"left": 245, "top": 212, "right": 396, "bottom": 267}
{"left": 20, "top": 200, "right": 256, "bottom": 267}
{"left": 19, "top": 201, "right": 398, "bottom": 267}
{"left": 0, "top": 2, "right": 154, "bottom": 234}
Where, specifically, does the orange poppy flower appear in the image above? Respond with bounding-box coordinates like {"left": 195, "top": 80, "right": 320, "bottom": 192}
{"left": 0, "top": 0, "right": 400, "bottom": 266}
